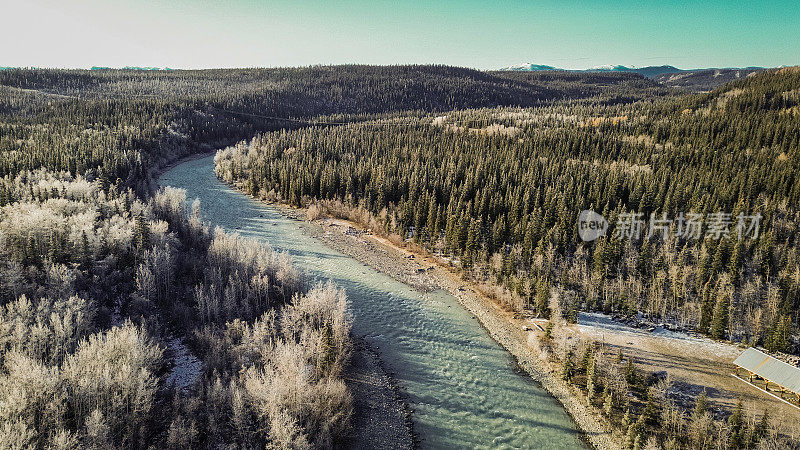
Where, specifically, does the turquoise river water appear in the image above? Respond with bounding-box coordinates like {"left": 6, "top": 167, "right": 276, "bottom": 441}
{"left": 159, "top": 155, "right": 585, "bottom": 449}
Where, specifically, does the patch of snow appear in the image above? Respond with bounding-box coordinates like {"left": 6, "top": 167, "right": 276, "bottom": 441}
{"left": 165, "top": 336, "right": 202, "bottom": 392}
{"left": 577, "top": 312, "right": 739, "bottom": 359}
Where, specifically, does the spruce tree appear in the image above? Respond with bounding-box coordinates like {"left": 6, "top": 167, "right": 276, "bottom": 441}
{"left": 134, "top": 213, "right": 151, "bottom": 251}
{"left": 693, "top": 389, "right": 708, "bottom": 420}
{"left": 728, "top": 398, "right": 746, "bottom": 448}
{"left": 534, "top": 279, "right": 550, "bottom": 318}
{"left": 710, "top": 294, "right": 730, "bottom": 340}
{"left": 625, "top": 359, "right": 639, "bottom": 386}
{"left": 602, "top": 386, "right": 613, "bottom": 416}
{"left": 586, "top": 355, "right": 598, "bottom": 400}
{"left": 753, "top": 410, "right": 769, "bottom": 444}
{"left": 699, "top": 281, "right": 715, "bottom": 335}
{"left": 562, "top": 350, "right": 575, "bottom": 382}
{"left": 621, "top": 407, "right": 632, "bottom": 430}
{"left": 767, "top": 315, "right": 790, "bottom": 352}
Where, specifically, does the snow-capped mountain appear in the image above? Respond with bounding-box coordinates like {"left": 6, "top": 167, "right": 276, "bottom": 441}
{"left": 498, "top": 63, "right": 682, "bottom": 78}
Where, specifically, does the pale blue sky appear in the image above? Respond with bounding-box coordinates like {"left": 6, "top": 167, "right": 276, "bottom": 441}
{"left": 2, "top": 0, "right": 797, "bottom": 69}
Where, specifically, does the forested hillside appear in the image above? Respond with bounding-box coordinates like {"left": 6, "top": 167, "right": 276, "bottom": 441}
{"left": 492, "top": 70, "right": 671, "bottom": 103}
{"left": 216, "top": 67, "right": 800, "bottom": 354}
{"left": 0, "top": 66, "right": 667, "bottom": 194}
{"left": 652, "top": 68, "right": 765, "bottom": 92}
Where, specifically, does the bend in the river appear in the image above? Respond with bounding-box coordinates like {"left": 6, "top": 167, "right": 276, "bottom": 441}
{"left": 159, "top": 155, "right": 586, "bottom": 449}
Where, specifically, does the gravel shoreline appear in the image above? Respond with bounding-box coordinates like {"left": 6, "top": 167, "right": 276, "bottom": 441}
{"left": 344, "top": 336, "right": 416, "bottom": 450}
{"left": 275, "top": 206, "right": 622, "bottom": 450}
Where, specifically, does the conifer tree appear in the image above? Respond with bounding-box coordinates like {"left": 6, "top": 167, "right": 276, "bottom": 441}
{"left": 602, "top": 386, "right": 614, "bottom": 416}
{"left": 562, "top": 350, "right": 575, "bottom": 382}
{"left": 134, "top": 213, "right": 151, "bottom": 251}
{"left": 693, "top": 389, "right": 708, "bottom": 420}
{"left": 586, "top": 355, "right": 598, "bottom": 400}
{"left": 710, "top": 294, "right": 730, "bottom": 339}
{"left": 728, "top": 398, "right": 746, "bottom": 448}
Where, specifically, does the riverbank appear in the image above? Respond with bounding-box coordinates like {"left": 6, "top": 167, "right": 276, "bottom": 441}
{"left": 344, "top": 336, "right": 416, "bottom": 450}
{"left": 271, "top": 205, "right": 621, "bottom": 449}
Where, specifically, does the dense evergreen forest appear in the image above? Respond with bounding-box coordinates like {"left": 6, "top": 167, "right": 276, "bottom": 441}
{"left": 216, "top": 67, "right": 800, "bottom": 354}
{"left": 0, "top": 66, "right": 666, "bottom": 194}
{"left": 0, "top": 64, "right": 796, "bottom": 448}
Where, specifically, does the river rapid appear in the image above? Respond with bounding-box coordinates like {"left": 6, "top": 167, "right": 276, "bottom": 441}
{"left": 159, "top": 155, "right": 586, "bottom": 449}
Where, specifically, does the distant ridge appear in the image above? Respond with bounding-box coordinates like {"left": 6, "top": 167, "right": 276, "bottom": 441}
{"left": 497, "top": 63, "right": 772, "bottom": 90}
{"left": 498, "top": 63, "right": 682, "bottom": 77}
{"left": 89, "top": 66, "right": 176, "bottom": 71}
{"left": 121, "top": 66, "right": 175, "bottom": 71}
{"left": 0, "top": 66, "right": 176, "bottom": 71}
{"left": 652, "top": 67, "right": 766, "bottom": 91}
{"left": 498, "top": 63, "right": 765, "bottom": 77}
{"left": 500, "top": 63, "right": 564, "bottom": 72}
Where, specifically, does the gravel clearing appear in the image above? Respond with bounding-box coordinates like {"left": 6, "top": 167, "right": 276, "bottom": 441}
{"left": 575, "top": 312, "right": 800, "bottom": 435}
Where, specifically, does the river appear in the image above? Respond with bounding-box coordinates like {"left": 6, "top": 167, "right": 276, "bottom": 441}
{"left": 159, "top": 155, "right": 585, "bottom": 449}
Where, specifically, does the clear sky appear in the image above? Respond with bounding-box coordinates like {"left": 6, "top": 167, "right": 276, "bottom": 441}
{"left": 2, "top": 0, "right": 798, "bottom": 70}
